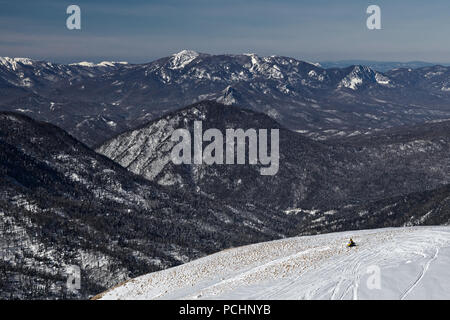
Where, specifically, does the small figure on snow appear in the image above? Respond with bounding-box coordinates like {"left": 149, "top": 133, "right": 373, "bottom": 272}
{"left": 347, "top": 238, "right": 356, "bottom": 247}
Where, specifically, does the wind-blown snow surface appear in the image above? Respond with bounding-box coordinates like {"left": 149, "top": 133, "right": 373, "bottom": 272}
{"left": 99, "top": 227, "right": 450, "bottom": 300}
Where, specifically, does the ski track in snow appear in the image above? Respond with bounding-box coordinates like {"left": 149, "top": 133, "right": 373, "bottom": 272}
{"left": 99, "top": 227, "right": 450, "bottom": 300}
{"left": 400, "top": 248, "right": 439, "bottom": 300}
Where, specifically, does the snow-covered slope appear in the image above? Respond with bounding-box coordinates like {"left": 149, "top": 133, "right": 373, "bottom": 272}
{"left": 98, "top": 227, "right": 450, "bottom": 300}
{"left": 69, "top": 61, "right": 129, "bottom": 68}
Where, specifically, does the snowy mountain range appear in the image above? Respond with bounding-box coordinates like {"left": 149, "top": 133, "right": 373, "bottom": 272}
{"left": 1, "top": 51, "right": 450, "bottom": 146}
{"left": 320, "top": 60, "right": 450, "bottom": 72}
{"left": 1, "top": 51, "right": 450, "bottom": 300}
{"left": 2, "top": 106, "right": 450, "bottom": 299}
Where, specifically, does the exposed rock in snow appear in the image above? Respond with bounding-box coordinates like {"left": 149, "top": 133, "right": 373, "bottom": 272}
{"left": 217, "top": 86, "right": 238, "bottom": 105}
{"left": 338, "top": 66, "right": 368, "bottom": 90}
{"left": 98, "top": 61, "right": 128, "bottom": 67}
{"left": 69, "top": 61, "right": 96, "bottom": 67}
{"left": 375, "top": 73, "right": 391, "bottom": 85}
{"left": 0, "top": 57, "right": 34, "bottom": 71}
{"left": 169, "top": 50, "right": 199, "bottom": 70}
{"left": 338, "top": 66, "right": 393, "bottom": 90}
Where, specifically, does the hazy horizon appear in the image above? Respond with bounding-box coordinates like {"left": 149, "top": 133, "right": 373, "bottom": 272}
{"left": 2, "top": 50, "right": 450, "bottom": 66}
{"left": 1, "top": 0, "right": 449, "bottom": 64}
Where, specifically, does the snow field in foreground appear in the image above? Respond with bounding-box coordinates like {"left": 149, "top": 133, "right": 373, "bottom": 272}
{"left": 99, "top": 227, "right": 450, "bottom": 300}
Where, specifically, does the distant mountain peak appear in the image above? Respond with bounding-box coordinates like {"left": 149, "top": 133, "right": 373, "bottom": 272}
{"left": 98, "top": 61, "right": 129, "bottom": 67}
{"left": 217, "top": 86, "right": 239, "bottom": 105}
{"left": 338, "top": 65, "right": 392, "bottom": 90}
{"left": 169, "top": 50, "right": 200, "bottom": 69}
{"left": 69, "top": 61, "right": 96, "bottom": 67}
{"left": 1, "top": 52, "right": 449, "bottom": 147}
{"left": 0, "top": 57, "right": 35, "bottom": 70}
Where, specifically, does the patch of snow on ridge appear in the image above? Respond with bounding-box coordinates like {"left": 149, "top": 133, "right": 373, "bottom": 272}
{"left": 308, "top": 61, "right": 322, "bottom": 67}
{"left": 340, "top": 75, "right": 363, "bottom": 90}
{"left": 308, "top": 70, "right": 325, "bottom": 81}
{"left": 70, "top": 61, "right": 96, "bottom": 67}
{"left": 169, "top": 50, "right": 199, "bottom": 70}
{"left": 338, "top": 66, "right": 370, "bottom": 90}
{"left": 98, "top": 227, "right": 450, "bottom": 300}
{"left": 69, "top": 61, "right": 129, "bottom": 67}
{"left": 308, "top": 70, "right": 317, "bottom": 77}
{"left": 244, "top": 53, "right": 261, "bottom": 73}
{"left": 375, "top": 73, "right": 391, "bottom": 85}
{"left": 338, "top": 66, "right": 391, "bottom": 90}
{"left": 0, "top": 57, "right": 34, "bottom": 70}
{"left": 98, "top": 61, "right": 128, "bottom": 67}
{"left": 217, "top": 86, "right": 237, "bottom": 105}
{"left": 425, "top": 71, "right": 444, "bottom": 78}
{"left": 243, "top": 53, "right": 285, "bottom": 79}
{"left": 284, "top": 208, "right": 319, "bottom": 215}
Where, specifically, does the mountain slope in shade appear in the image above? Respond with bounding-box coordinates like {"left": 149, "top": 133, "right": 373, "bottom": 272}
{"left": 97, "top": 227, "right": 450, "bottom": 300}
{"left": 2, "top": 111, "right": 450, "bottom": 299}
{"left": 1, "top": 52, "right": 450, "bottom": 146}
{"left": 97, "top": 101, "right": 450, "bottom": 211}
{"left": 96, "top": 100, "right": 357, "bottom": 210}
{"left": 0, "top": 111, "right": 307, "bottom": 299}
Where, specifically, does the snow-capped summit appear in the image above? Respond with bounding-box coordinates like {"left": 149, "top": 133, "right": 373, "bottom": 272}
{"left": 97, "top": 61, "right": 129, "bottom": 67}
{"left": 69, "top": 61, "right": 97, "bottom": 67}
{"left": 169, "top": 50, "right": 200, "bottom": 69}
{"left": 308, "top": 61, "right": 322, "bottom": 68}
{"left": 244, "top": 53, "right": 262, "bottom": 71}
{"left": 69, "top": 61, "right": 128, "bottom": 68}
{"left": 0, "top": 57, "right": 35, "bottom": 70}
{"left": 1, "top": 52, "right": 449, "bottom": 147}
{"left": 338, "top": 65, "right": 393, "bottom": 90}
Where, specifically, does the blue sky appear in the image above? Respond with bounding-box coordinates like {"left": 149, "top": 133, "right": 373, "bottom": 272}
{"left": 0, "top": 0, "right": 449, "bottom": 63}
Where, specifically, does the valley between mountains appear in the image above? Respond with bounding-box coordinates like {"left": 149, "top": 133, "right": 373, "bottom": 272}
{"left": 1, "top": 52, "right": 450, "bottom": 299}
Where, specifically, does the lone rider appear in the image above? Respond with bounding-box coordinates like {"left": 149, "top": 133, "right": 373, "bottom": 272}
{"left": 347, "top": 238, "right": 356, "bottom": 247}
